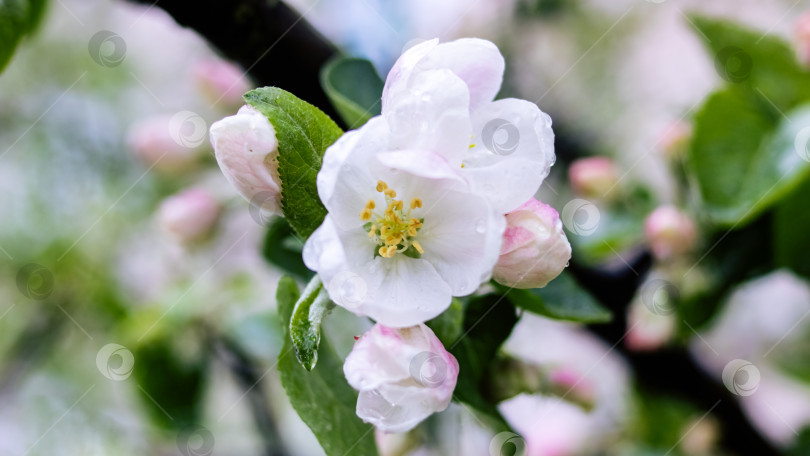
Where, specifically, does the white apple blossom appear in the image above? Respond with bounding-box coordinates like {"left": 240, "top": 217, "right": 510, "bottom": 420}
{"left": 304, "top": 116, "right": 505, "bottom": 327}
{"left": 209, "top": 105, "right": 282, "bottom": 215}
{"left": 492, "top": 198, "right": 571, "bottom": 289}
{"left": 306, "top": 38, "right": 556, "bottom": 326}
{"left": 382, "top": 38, "right": 556, "bottom": 214}
{"left": 343, "top": 324, "right": 459, "bottom": 433}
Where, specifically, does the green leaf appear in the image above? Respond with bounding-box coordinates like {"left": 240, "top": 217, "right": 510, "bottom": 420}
{"left": 500, "top": 272, "right": 612, "bottom": 323}
{"left": 686, "top": 16, "right": 810, "bottom": 227}
{"left": 276, "top": 276, "right": 378, "bottom": 456}
{"left": 774, "top": 167, "right": 810, "bottom": 281}
{"left": 262, "top": 216, "right": 312, "bottom": 280}
{"left": 689, "top": 91, "right": 810, "bottom": 226}
{"left": 449, "top": 294, "right": 518, "bottom": 432}
{"left": 133, "top": 335, "right": 209, "bottom": 430}
{"left": 290, "top": 275, "right": 334, "bottom": 371}
{"left": 689, "top": 15, "right": 810, "bottom": 111}
{"left": 244, "top": 87, "right": 343, "bottom": 239}
{"left": 0, "top": 0, "right": 47, "bottom": 72}
{"left": 425, "top": 298, "right": 463, "bottom": 347}
{"left": 320, "top": 56, "right": 384, "bottom": 129}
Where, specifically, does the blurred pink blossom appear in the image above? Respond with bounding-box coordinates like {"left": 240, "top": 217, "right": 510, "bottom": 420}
{"left": 158, "top": 187, "right": 221, "bottom": 243}
{"left": 568, "top": 157, "right": 620, "bottom": 199}
{"left": 643, "top": 205, "right": 697, "bottom": 260}
{"left": 193, "top": 58, "right": 251, "bottom": 108}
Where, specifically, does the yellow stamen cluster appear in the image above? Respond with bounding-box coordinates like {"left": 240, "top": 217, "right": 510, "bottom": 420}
{"left": 362, "top": 180, "right": 425, "bottom": 258}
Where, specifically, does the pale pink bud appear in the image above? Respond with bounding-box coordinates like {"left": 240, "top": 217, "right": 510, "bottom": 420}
{"left": 643, "top": 206, "right": 697, "bottom": 260}
{"left": 795, "top": 12, "right": 810, "bottom": 67}
{"left": 127, "top": 115, "right": 200, "bottom": 172}
{"left": 625, "top": 295, "right": 676, "bottom": 352}
{"left": 568, "top": 157, "right": 619, "bottom": 199}
{"left": 493, "top": 198, "right": 572, "bottom": 289}
{"left": 343, "top": 324, "right": 459, "bottom": 433}
{"left": 158, "top": 188, "right": 221, "bottom": 242}
{"left": 658, "top": 121, "right": 692, "bottom": 160}
{"left": 209, "top": 105, "right": 282, "bottom": 215}
{"left": 193, "top": 58, "right": 251, "bottom": 108}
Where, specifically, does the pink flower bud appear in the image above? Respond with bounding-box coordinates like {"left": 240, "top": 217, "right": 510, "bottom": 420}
{"left": 493, "top": 198, "right": 571, "bottom": 289}
{"left": 796, "top": 12, "right": 810, "bottom": 67}
{"left": 209, "top": 105, "right": 282, "bottom": 215}
{"left": 158, "top": 188, "right": 221, "bottom": 242}
{"left": 193, "top": 58, "right": 251, "bottom": 108}
{"left": 343, "top": 324, "right": 459, "bottom": 433}
{"left": 643, "top": 206, "right": 697, "bottom": 260}
{"left": 658, "top": 120, "right": 692, "bottom": 160}
{"left": 568, "top": 157, "right": 619, "bottom": 199}
{"left": 127, "top": 115, "right": 200, "bottom": 172}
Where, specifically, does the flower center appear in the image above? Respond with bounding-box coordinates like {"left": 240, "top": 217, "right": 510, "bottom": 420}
{"left": 361, "top": 180, "right": 424, "bottom": 259}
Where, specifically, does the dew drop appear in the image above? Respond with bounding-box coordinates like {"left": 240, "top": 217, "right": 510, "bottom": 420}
{"left": 475, "top": 218, "right": 486, "bottom": 234}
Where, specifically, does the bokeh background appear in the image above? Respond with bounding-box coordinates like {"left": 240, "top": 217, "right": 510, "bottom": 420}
{"left": 2, "top": 0, "right": 810, "bottom": 455}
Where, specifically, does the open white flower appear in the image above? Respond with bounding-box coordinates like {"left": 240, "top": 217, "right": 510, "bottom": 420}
{"left": 382, "top": 38, "right": 556, "bottom": 214}
{"left": 343, "top": 324, "right": 459, "bottom": 433}
{"left": 304, "top": 117, "right": 505, "bottom": 327}
{"left": 209, "top": 105, "right": 282, "bottom": 215}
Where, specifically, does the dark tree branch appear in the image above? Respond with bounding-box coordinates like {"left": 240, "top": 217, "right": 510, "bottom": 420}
{"left": 128, "top": 0, "right": 342, "bottom": 122}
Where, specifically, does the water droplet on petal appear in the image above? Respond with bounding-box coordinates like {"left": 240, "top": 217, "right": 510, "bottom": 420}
{"left": 475, "top": 218, "right": 487, "bottom": 234}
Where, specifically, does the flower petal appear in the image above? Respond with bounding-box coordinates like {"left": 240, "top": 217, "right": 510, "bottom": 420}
{"left": 317, "top": 117, "right": 390, "bottom": 230}
{"left": 384, "top": 69, "right": 472, "bottom": 165}
{"left": 414, "top": 38, "right": 505, "bottom": 110}
{"left": 465, "top": 98, "right": 555, "bottom": 213}
{"left": 418, "top": 190, "right": 506, "bottom": 295}
{"left": 304, "top": 216, "right": 453, "bottom": 327}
